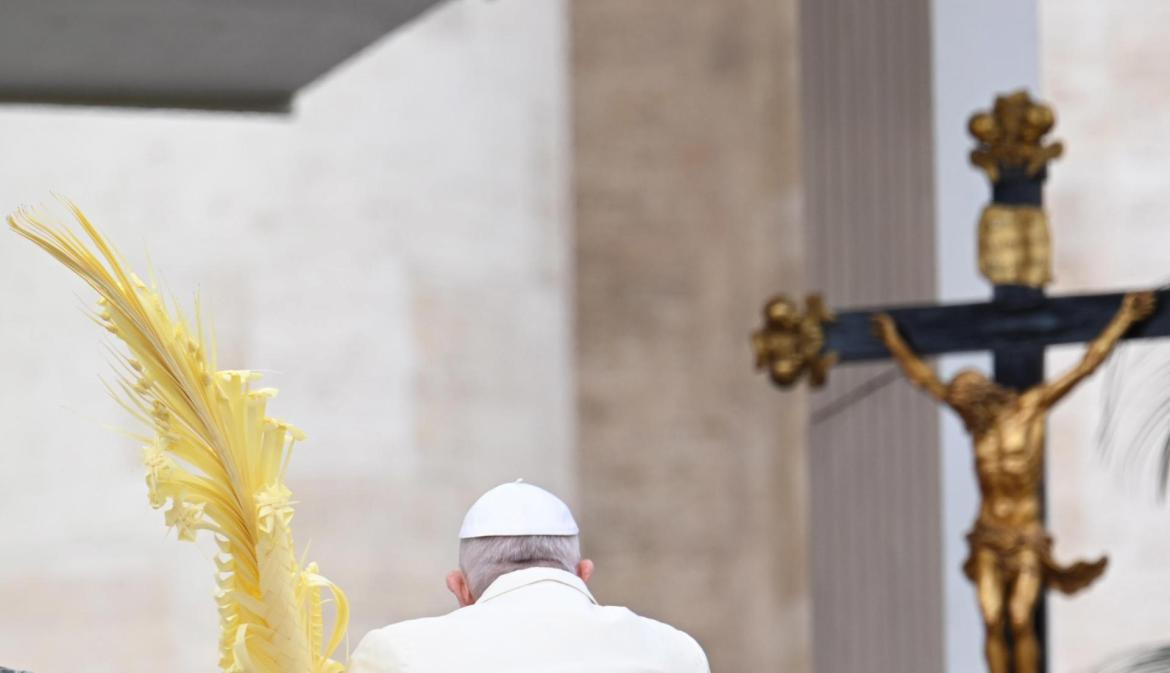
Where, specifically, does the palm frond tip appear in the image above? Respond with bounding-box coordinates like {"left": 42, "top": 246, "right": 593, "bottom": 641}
{"left": 9, "top": 203, "right": 348, "bottom": 673}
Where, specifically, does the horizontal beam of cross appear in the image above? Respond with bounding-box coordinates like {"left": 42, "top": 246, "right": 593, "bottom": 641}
{"left": 825, "top": 287, "right": 1170, "bottom": 363}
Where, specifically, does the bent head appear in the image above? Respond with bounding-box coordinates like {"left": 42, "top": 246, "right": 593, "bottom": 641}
{"left": 447, "top": 481, "right": 593, "bottom": 607}
{"left": 946, "top": 369, "right": 1015, "bottom": 427}
{"left": 948, "top": 369, "right": 993, "bottom": 399}
{"left": 447, "top": 535, "right": 594, "bottom": 606}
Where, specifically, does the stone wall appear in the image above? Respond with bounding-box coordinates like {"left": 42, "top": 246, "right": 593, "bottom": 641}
{"left": 0, "top": 2, "right": 571, "bottom": 671}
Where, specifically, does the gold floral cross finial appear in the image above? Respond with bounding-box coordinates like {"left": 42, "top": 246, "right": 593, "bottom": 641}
{"left": 751, "top": 294, "right": 837, "bottom": 387}
{"left": 969, "top": 90, "right": 1063, "bottom": 182}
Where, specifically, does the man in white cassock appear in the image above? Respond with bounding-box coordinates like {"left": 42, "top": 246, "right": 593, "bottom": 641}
{"left": 348, "top": 480, "right": 710, "bottom": 673}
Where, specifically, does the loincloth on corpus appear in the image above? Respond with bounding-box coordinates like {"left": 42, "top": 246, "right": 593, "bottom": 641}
{"left": 963, "top": 523, "right": 1107, "bottom": 595}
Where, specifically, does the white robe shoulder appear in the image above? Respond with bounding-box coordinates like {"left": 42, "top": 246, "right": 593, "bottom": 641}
{"left": 348, "top": 568, "right": 709, "bottom": 673}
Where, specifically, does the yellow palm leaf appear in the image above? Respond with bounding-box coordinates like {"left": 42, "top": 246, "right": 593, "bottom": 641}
{"left": 10, "top": 202, "right": 349, "bottom": 673}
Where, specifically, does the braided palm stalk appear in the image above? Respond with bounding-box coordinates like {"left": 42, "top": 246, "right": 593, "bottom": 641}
{"left": 9, "top": 203, "right": 348, "bottom": 673}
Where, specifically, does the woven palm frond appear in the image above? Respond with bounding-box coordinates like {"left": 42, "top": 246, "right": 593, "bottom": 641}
{"left": 9, "top": 203, "right": 348, "bottom": 673}
{"left": 1098, "top": 333, "right": 1170, "bottom": 500}
{"left": 1095, "top": 643, "right": 1170, "bottom": 673}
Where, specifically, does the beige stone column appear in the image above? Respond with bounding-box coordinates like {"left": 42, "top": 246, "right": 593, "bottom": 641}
{"left": 801, "top": 0, "right": 943, "bottom": 671}
{"left": 571, "top": 2, "right": 809, "bottom": 672}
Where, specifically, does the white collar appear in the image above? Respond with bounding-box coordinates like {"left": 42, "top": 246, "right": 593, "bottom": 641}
{"left": 477, "top": 567, "right": 598, "bottom": 605}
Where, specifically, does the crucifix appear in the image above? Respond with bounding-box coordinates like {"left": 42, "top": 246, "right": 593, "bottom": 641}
{"left": 752, "top": 91, "right": 1169, "bottom": 673}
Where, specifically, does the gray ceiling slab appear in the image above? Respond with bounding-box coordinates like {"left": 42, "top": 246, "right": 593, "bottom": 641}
{"left": 0, "top": 0, "right": 450, "bottom": 112}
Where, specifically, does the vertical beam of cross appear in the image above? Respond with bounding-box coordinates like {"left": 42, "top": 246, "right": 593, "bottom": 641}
{"left": 988, "top": 168, "right": 1051, "bottom": 673}
{"left": 976, "top": 95, "right": 1064, "bottom": 673}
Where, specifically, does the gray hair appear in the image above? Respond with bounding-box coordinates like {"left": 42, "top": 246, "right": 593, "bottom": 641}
{"left": 459, "top": 535, "right": 581, "bottom": 599}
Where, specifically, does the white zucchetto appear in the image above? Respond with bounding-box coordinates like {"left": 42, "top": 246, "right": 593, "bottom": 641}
{"left": 458, "top": 480, "right": 579, "bottom": 539}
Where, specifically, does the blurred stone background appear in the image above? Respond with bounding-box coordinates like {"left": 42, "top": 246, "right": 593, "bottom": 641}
{"left": 0, "top": 2, "right": 574, "bottom": 671}
{"left": 3, "top": 1, "right": 1170, "bottom": 673}
{"left": 0, "top": 1, "right": 807, "bottom": 672}
{"left": 1043, "top": 1, "right": 1170, "bottom": 670}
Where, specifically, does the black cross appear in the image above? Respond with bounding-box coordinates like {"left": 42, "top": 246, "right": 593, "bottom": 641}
{"left": 753, "top": 92, "right": 1170, "bottom": 672}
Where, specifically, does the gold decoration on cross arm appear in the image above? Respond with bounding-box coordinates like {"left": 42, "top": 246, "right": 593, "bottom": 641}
{"left": 751, "top": 294, "right": 838, "bottom": 387}
{"left": 977, "top": 204, "right": 1052, "bottom": 288}
{"left": 969, "top": 90, "right": 1063, "bottom": 183}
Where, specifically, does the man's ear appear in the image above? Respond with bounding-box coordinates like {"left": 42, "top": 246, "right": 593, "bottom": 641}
{"left": 446, "top": 570, "right": 475, "bottom": 607}
{"left": 577, "top": 558, "right": 594, "bottom": 583}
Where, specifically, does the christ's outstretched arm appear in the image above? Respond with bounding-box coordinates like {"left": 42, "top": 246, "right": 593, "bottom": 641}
{"left": 872, "top": 313, "right": 947, "bottom": 401}
{"left": 1040, "top": 291, "right": 1156, "bottom": 407}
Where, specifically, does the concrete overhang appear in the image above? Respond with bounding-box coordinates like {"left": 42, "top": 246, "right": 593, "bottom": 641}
{"left": 0, "top": 0, "right": 449, "bottom": 113}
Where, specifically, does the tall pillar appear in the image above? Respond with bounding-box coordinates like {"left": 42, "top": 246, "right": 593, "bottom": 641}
{"left": 802, "top": 1, "right": 1042, "bottom": 671}
{"left": 571, "top": 2, "right": 809, "bottom": 672}
{"left": 799, "top": 0, "right": 943, "bottom": 672}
